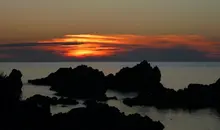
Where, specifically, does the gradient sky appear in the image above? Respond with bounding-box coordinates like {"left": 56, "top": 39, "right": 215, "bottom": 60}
{"left": 0, "top": 0, "right": 220, "bottom": 61}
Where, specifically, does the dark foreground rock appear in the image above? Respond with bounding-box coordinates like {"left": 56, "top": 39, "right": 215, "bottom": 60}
{"left": 124, "top": 78, "right": 220, "bottom": 110}
{"left": 0, "top": 69, "right": 51, "bottom": 129}
{"left": 3, "top": 98, "right": 164, "bottom": 130}
{"left": 51, "top": 101, "right": 164, "bottom": 130}
{"left": 26, "top": 94, "right": 79, "bottom": 105}
{"left": 0, "top": 69, "right": 23, "bottom": 104}
{"left": 28, "top": 65, "right": 107, "bottom": 100}
{"left": 1, "top": 69, "right": 164, "bottom": 130}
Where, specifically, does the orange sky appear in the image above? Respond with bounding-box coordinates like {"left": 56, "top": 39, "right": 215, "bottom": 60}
{"left": 1, "top": 0, "right": 220, "bottom": 43}
{"left": 0, "top": 0, "right": 220, "bottom": 61}
{"left": 37, "top": 34, "right": 220, "bottom": 58}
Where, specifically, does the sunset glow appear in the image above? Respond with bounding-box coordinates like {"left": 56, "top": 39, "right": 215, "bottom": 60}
{"left": 39, "top": 34, "right": 125, "bottom": 44}
{"left": 37, "top": 34, "right": 220, "bottom": 58}
{"left": 62, "top": 43, "right": 118, "bottom": 58}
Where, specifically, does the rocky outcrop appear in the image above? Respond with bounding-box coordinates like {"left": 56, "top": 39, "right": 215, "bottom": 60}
{"left": 28, "top": 61, "right": 163, "bottom": 100}
{"left": 51, "top": 101, "right": 164, "bottom": 130}
{"left": 1, "top": 96, "right": 164, "bottom": 130}
{"left": 26, "top": 94, "right": 78, "bottom": 106}
{"left": 28, "top": 65, "right": 107, "bottom": 100}
{"left": 106, "top": 60, "right": 163, "bottom": 92}
{"left": 124, "top": 78, "right": 220, "bottom": 110}
{"left": 0, "top": 69, "right": 23, "bottom": 105}
{"left": 0, "top": 70, "right": 51, "bottom": 129}
{"left": 28, "top": 60, "right": 220, "bottom": 111}
{"left": 0, "top": 69, "right": 164, "bottom": 130}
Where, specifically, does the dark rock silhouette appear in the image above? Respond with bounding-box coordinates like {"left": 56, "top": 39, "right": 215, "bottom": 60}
{"left": 106, "top": 96, "right": 118, "bottom": 100}
{"left": 28, "top": 61, "right": 220, "bottom": 111}
{"left": 1, "top": 69, "right": 164, "bottom": 130}
{"left": 28, "top": 60, "right": 163, "bottom": 100}
{"left": 51, "top": 101, "right": 164, "bottom": 130}
{"left": 0, "top": 70, "right": 51, "bottom": 130}
{"left": 0, "top": 69, "right": 23, "bottom": 105}
{"left": 124, "top": 78, "right": 220, "bottom": 110}
{"left": 28, "top": 65, "right": 107, "bottom": 100}
{"left": 106, "top": 60, "right": 163, "bottom": 92}
{"left": 26, "top": 94, "right": 78, "bottom": 105}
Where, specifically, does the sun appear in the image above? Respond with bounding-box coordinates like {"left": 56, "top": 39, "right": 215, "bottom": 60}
{"left": 66, "top": 50, "right": 95, "bottom": 58}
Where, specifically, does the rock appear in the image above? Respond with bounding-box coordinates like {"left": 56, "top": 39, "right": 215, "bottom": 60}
{"left": 26, "top": 94, "right": 79, "bottom": 106}
{"left": 28, "top": 61, "right": 163, "bottom": 99}
{"left": 28, "top": 65, "right": 107, "bottom": 101}
{"left": 0, "top": 69, "right": 23, "bottom": 105}
{"left": 107, "top": 96, "right": 118, "bottom": 100}
{"left": 57, "top": 97, "right": 78, "bottom": 105}
{"left": 27, "top": 61, "right": 220, "bottom": 111}
{"left": 106, "top": 60, "right": 163, "bottom": 92}
{"left": 0, "top": 69, "right": 164, "bottom": 130}
{"left": 0, "top": 70, "right": 51, "bottom": 130}
{"left": 124, "top": 78, "right": 220, "bottom": 110}
{"left": 51, "top": 102, "right": 164, "bottom": 130}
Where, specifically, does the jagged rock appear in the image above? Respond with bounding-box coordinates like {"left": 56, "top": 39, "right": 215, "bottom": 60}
{"left": 124, "top": 78, "right": 220, "bottom": 110}
{"left": 51, "top": 102, "right": 164, "bottom": 130}
{"left": 28, "top": 61, "right": 220, "bottom": 111}
{"left": 26, "top": 94, "right": 78, "bottom": 106}
{"left": 28, "top": 65, "right": 107, "bottom": 100}
{"left": 106, "top": 60, "right": 163, "bottom": 92}
{"left": 28, "top": 61, "right": 163, "bottom": 99}
{"left": 0, "top": 68, "right": 164, "bottom": 130}
{"left": 0, "top": 69, "right": 23, "bottom": 104}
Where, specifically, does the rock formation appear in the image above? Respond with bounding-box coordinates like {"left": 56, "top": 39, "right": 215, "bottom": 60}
{"left": 29, "top": 65, "right": 107, "bottom": 100}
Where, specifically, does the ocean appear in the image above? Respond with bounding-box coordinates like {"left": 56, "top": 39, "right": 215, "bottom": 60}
{"left": 1, "top": 62, "right": 220, "bottom": 130}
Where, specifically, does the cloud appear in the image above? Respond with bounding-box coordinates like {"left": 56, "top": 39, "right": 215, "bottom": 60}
{"left": 0, "top": 34, "right": 220, "bottom": 61}
{"left": 0, "top": 42, "right": 81, "bottom": 47}
{"left": 38, "top": 34, "right": 220, "bottom": 58}
{"left": 0, "top": 47, "right": 71, "bottom": 62}
{"left": 0, "top": 44, "right": 218, "bottom": 62}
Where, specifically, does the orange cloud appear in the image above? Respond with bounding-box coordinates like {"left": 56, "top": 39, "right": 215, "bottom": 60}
{"left": 38, "top": 34, "right": 220, "bottom": 58}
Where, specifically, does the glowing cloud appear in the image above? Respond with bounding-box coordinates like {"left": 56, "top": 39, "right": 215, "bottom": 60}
{"left": 38, "top": 34, "right": 220, "bottom": 58}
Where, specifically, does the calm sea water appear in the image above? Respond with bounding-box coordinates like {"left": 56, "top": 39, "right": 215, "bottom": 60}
{"left": 1, "top": 62, "right": 220, "bottom": 130}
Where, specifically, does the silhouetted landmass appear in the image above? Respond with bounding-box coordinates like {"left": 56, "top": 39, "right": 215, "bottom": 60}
{"left": 29, "top": 65, "right": 107, "bottom": 101}
{"left": 106, "top": 60, "right": 162, "bottom": 92}
{"left": 28, "top": 60, "right": 163, "bottom": 101}
{"left": 124, "top": 78, "right": 220, "bottom": 110}
{"left": 51, "top": 101, "right": 164, "bottom": 130}
{"left": 0, "top": 69, "right": 23, "bottom": 104}
{"left": 0, "top": 69, "right": 50, "bottom": 129}
{"left": 26, "top": 94, "right": 79, "bottom": 105}
{"left": 28, "top": 60, "right": 220, "bottom": 111}
{"left": 0, "top": 69, "right": 164, "bottom": 130}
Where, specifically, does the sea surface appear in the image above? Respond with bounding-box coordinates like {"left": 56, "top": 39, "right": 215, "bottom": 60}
{"left": 1, "top": 62, "right": 220, "bottom": 130}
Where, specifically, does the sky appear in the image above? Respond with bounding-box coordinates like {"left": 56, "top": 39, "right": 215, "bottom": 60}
{"left": 0, "top": 0, "right": 220, "bottom": 61}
